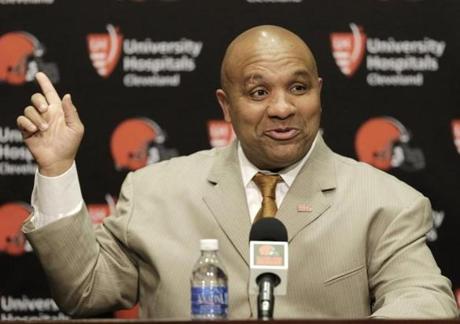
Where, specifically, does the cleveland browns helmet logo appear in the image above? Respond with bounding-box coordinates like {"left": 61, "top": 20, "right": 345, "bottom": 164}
{"left": 0, "top": 202, "right": 32, "bottom": 256}
{"left": 110, "top": 117, "right": 178, "bottom": 171}
{"left": 0, "top": 31, "right": 58, "bottom": 85}
{"left": 355, "top": 117, "right": 425, "bottom": 171}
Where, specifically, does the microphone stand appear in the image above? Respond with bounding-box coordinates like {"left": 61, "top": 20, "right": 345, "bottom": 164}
{"left": 257, "top": 273, "right": 280, "bottom": 320}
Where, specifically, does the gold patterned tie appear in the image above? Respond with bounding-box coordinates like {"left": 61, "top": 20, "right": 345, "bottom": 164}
{"left": 253, "top": 172, "right": 282, "bottom": 222}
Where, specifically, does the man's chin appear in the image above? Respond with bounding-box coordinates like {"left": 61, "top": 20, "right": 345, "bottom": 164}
{"left": 243, "top": 143, "right": 309, "bottom": 170}
{"left": 260, "top": 153, "right": 305, "bottom": 171}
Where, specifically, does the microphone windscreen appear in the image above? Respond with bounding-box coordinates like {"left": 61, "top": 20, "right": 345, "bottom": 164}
{"left": 249, "top": 218, "right": 288, "bottom": 242}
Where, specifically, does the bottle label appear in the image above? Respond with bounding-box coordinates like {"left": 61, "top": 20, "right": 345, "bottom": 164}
{"left": 191, "top": 286, "right": 228, "bottom": 316}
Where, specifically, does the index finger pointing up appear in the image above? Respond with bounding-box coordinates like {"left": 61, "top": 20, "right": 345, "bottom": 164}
{"left": 35, "top": 72, "right": 61, "bottom": 105}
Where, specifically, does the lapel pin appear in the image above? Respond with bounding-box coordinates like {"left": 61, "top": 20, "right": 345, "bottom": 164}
{"left": 297, "top": 204, "right": 313, "bottom": 212}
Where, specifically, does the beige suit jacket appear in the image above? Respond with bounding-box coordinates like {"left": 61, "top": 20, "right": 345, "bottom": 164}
{"left": 23, "top": 136, "right": 458, "bottom": 319}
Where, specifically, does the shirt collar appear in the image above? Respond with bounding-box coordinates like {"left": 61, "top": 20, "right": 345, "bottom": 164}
{"left": 238, "top": 132, "right": 319, "bottom": 187}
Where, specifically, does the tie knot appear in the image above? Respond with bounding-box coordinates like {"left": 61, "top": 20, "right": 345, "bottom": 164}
{"left": 253, "top": 172, "right": 281, "bottom": 198}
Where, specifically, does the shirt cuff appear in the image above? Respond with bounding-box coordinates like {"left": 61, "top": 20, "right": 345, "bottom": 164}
{"left": 30, "top": 162, "right": 83, "bottom": 228}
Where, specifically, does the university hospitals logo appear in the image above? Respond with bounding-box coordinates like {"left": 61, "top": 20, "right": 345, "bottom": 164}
{"left": 330, "top": 23, "right": 367, "bottom": 77}
{"left": 87, "top": 24, "right": 203, "bottom": 87}
{"left": 0, "top": 202, "right": 32, "bottom": 256}
{"left": 110, "top": 118, "right": 178, "bottom": 171}
{"left": 355, "top": 117, "right": 425, "bottom": 171}
{"left": 207, "top": 120, "right": 235, "bottom": 148}
{"left": 0, "top": 31, "right": 58, "bottom": 85}
{"left": 87, "top": 24, "right": 123, "bottom": 78}
{"left": 330, "top": 23, "right": 446, "bottom": 86}
{"left": 0, "top": 126, "right": 36, "bottom": 175}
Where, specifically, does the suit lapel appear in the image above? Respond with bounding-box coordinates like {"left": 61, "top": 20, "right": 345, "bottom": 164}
{"left": 203, "top": 142, "right": 251, "bottom": 265}
{"left": 202, "top": 136, "right": 337, "bottom": 261}
{"left": 277, "top": 136, "right": 337, "bottom": 242}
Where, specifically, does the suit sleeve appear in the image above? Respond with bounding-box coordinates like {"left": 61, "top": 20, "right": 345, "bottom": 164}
{"left": 368, "top": 196, "right": 458, "bottom": 318}
{"left": 23, "top": 172, "right": 139, "bottom": 317}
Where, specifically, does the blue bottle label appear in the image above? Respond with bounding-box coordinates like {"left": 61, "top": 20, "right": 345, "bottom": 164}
{"left": 191, "top": 286, "right": 228, "bottom": 316}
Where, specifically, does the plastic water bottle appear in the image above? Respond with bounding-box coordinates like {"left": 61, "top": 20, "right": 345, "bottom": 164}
{"left": 191, "top": 239, "right": 228, "bottom": 319}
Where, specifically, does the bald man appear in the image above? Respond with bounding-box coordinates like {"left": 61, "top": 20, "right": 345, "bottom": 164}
{"left": 19, "top": 25, "right": 458, "bottom": 319}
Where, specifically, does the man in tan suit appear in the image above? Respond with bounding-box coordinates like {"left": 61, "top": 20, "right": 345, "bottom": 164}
{"left": 18, "top": 25, "right": 458, "bottom": 319}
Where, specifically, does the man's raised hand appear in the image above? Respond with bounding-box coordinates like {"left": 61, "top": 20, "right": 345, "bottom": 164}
{"left": 17, "top": 72, "right": 84, "bottom": 176}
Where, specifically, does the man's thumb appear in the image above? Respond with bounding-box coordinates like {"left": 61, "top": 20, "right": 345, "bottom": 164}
{"left": 62, "top": 94, "right": 81, "bottom": 127}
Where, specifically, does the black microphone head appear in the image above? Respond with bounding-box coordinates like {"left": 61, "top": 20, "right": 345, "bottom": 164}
{"left": 249, "top": 218, "right": 288, "bottom": 242}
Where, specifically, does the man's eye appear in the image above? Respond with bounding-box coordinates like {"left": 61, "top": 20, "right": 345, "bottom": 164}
{"left": 250, "top": 89, "right": 268, "bottom": 99}
{"left": 291, "top": 84, "right": 307, "bottom": 94}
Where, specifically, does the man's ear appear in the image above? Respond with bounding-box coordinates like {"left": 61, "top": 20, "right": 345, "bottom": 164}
{"left": 318, "top": 77, "right": 323, "bottom": 92}
{"left": 317, "top": 77, "right": 323, "bottom": 91}
{"left": 216, "top": 89, "right": 232, "bottom": 122}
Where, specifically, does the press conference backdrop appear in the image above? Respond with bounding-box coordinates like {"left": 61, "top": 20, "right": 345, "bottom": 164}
{"left": 1, "top": 0, "right": 459, "bottom": 319}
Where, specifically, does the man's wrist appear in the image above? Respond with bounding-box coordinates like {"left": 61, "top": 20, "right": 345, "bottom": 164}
{"left": 38, "top": 160, "right": 75, "bottom": 177}
{"left": 33, "top": 161, "right": 84, "bottom": 226}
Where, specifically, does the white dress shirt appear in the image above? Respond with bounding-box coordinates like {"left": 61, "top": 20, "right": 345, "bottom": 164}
{"left": 30, "top": 162, "right": 83, "bottom": 228}
{"left": 238, "top": 134, "right": 318, "bottom": 223}
{"left": 30, "top": 134, "right": 318, "bottom": 227}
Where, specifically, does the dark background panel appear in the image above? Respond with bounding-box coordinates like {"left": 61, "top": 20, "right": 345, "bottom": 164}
{"left": 1, "top": 0, "right": 459, "bottom": 318}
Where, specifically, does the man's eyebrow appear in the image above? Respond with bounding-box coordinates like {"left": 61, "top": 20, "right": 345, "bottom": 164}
{"left": 242, "top": 69, "right": 312, "bottom": 87}
{"left": 243, "top": 73, "right": 264, "bottom": 86}
{"left": 292, "top": 69, "right": 312, "bottom": 79}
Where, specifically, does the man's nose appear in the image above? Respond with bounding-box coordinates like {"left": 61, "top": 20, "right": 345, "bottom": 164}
{"left": 267, "top": 91, "right": 295, "bottom": 119}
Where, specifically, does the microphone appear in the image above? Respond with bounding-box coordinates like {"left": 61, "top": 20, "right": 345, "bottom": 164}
{"left": 249, "top": 218, "right": 288, "bottom": 320}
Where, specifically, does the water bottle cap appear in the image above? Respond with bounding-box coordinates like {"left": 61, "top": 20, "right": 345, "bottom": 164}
{"left": 200, "top": 239, "right": 218, "bottom": 251}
